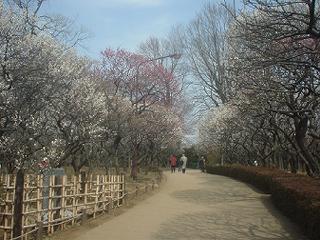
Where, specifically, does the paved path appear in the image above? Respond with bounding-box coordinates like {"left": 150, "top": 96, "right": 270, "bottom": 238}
{"left": 60, "top": 170, "right": 308, "bottom": 240}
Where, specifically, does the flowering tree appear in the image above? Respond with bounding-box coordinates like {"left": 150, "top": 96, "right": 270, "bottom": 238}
{"left": 227, "top": 0, "right": 320, "bottom": 176}
{"left": 95, "top": 48, "right": 183, "bottom": 177}
{"left": 127, "top": 105, "right": 182, "bottom": 177}
{"left": 0, "top": 1, "right": 184, "bottom": 177}
{"left": 0, "top": 33, "right": 74, "bottom": 172}
{"left": 97, "top": 48, "right": 179, "bottom": 110}
{"left": 0, "top": 2, "right": 99, "bottom": 173}
{"left": 193, "top": 0, "right": 320, "bottom": 177}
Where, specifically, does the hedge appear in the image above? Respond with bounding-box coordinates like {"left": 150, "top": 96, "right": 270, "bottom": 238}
{"left": 206, "top": 165, "right": 320, "bottom": 240}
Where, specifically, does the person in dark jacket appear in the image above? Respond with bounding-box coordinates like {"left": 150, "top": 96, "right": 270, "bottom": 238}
{"left": 199, "top": 156, "right": 206, "bottom": 173}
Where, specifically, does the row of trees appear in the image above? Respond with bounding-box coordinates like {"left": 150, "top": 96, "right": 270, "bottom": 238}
{"left": 0, "top": 0, "right": 184, "bottom": 177}
{"left": 196, "top": 0, "right": 320, "bottom": 176}
{"left": 7, "top": 0, "right": 318, "bottom": 177}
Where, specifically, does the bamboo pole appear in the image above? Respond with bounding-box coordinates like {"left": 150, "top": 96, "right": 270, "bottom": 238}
{"left": 76, "top": 175, "right": 81, "bottom": 221}
{"left": 11, "top": 175, "right": 15, "bottom": 240}
{"left": 110, "top": 175, "right": 113, "bottom": 211}
{"left": 47, "top": 176, "right": 53, "bottom": 234}
{"left": 93, "top": 175, "right": 99, "bottom": 218}
{"left": 89, "top": 175, "right": 93, "bottom": 192}
{"left": 23, "top": 174, "right": 29, "bottom": 240}
{"left": 101, "top": 175, "right": 105, "bottom": 212}
{"left": 84, "top": 176, "right": 88, "bottom": 214}
{"left": 121, "top": 175, "right": 125, "bottom": 205}
{"left": 116, "top": 175, "right": 119, "bottom": 205}
{"left": 37, "top": 175, "right": 41, "bottom": 224}
{"left": 4, "top": 175, "right": 10, "bottom": 240}
{"left": 0, "top": 172, "right": 127, "bottom": 240}
{"left": 72, "top": 176, "right": 76, "bottom": 225}
{"left": 107, "top": 175, "right": 111, "bottom": 213}
{"left": 61, "top": 176, "right": 66, "bottom": 230}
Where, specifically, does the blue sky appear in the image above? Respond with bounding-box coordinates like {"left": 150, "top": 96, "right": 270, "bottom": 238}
{"left": 42, "top": 0, "right": 239, "bottom": 59}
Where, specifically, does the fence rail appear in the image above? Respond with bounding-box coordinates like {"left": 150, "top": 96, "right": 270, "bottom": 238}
{"left": 0, "top": 173, "right": 125, "bottom": 240}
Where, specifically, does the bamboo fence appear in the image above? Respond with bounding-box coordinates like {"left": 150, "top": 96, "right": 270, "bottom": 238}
{"left": 0, "top": 174, "right": 125, "bottom": 240}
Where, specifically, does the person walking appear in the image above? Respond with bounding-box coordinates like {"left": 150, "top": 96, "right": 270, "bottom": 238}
{"left": 199, "top": 156, "right": 206, "bottom": 173}
{"left": 169, "top": 154, "right": 177, "bottom": 173}
{"left": 180, "top": 154, "right": 188, "bottom": 174}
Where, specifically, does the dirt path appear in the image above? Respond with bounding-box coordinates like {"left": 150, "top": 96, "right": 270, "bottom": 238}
{"left": 55, "top": 170, "right": 308, "bottom": 240}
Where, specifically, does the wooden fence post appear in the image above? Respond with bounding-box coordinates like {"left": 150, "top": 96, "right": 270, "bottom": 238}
{"left": 110, "top": 176, "right": 114, "bottom": 215}
{"left": 60, "top": 176, "right": 66, "bottom": 230}
{"left": 47, "top": 176, "right": 54, "bottom": 234}
{"left": 3, "top": 175, "right": 12, "bottom": 240}
{"left": 36, "top": 175, "right": 42, "bottom": 224}
{"left": 101, "top": 175, "right": 106, "bottom": 212}
{"left": 0, "top": 172, "right": 127, "bottom": 239}
{"left": 93, "top": 175, "right": 99, "bottom": 218}
{"left": 120, "top": 175, "right": 124, "bottom": 206}
{"left": 72, "top": 176, "right": 77, "bottom": 225}
{"left": 13, "top": 169, "right": 24, "bottom": 239}
{"left": 80, "top": 172, "right": 86, "bottom": 194}
{"left": 53, "top": 175, "right": 62, "bottom": 223}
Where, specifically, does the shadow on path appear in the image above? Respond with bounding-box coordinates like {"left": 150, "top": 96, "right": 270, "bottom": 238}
{"left": 153, "top": 209, "right": 302, "bottom": 240}
{"left": 54, "top": 170, "right": 308, "bottom": 240}
{"left": 154, "top": 173, "right": 308, "bottom": 240}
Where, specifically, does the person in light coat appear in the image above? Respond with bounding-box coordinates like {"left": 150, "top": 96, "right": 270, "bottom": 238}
{"left": 180, "top": 154, "right": 188, "bottom": 174}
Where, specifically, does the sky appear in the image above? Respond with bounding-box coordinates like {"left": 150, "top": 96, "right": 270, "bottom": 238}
{"left": 42, "top": 0, "right": 238, "bottom": 59}
{"left": 41, "top": 0, "right": 240, "bottom": 145}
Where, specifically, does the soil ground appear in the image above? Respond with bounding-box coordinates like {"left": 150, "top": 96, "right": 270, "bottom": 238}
{"left": 50, "top": 169, "right": 308, "bottom": 240}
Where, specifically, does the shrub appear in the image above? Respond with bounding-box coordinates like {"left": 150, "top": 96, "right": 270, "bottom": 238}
{"left": 206, "top": 165, "right": 320, "bottom": 240}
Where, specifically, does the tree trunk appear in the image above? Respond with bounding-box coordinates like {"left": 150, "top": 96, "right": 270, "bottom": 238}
{"left": 71, "top": 155, "right": 87, "bottom": 175}
{"left": 6, "top": 160, "right": 15, "bottom": 174}
{"left": 130, "top": 158, "right": 138, "bottom": 180}
{"left": 130, "top": 147, "right": 139, "bottom": 180}
{"left": 295, "top": 116, "right": 320, "bottom": 176}
{"left": 71, "top": 158, "right": 81, "bottom": 175}
{"left": 288, "top": 153, "right": 297, "bottom": 174}
{"left": 13, "top": 169, "right": 24, "bottom": 239}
